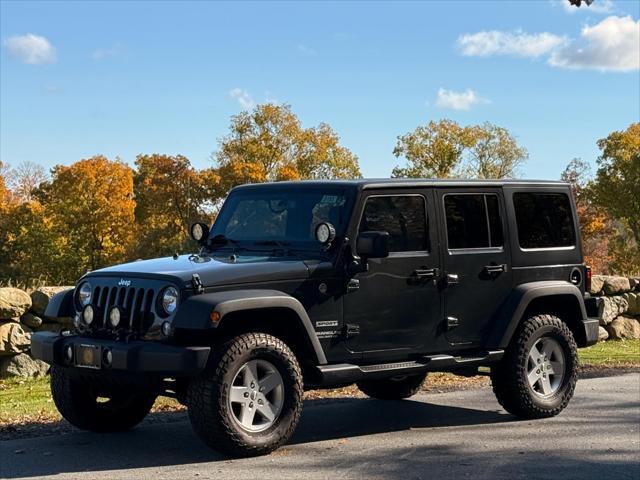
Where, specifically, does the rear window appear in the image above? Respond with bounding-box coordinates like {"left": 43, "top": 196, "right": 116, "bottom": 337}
{"left": 444, "top": 194, "right": 504, "bottom": 249}
{"left": 513, "top": 193, "right": 576, "bottom": 249}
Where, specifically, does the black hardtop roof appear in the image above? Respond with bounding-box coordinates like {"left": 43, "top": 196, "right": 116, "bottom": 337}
{"left": 233, "top": 178, "right": 569, "bottom": 192}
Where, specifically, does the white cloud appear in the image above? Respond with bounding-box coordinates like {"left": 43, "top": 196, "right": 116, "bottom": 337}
{"left": 458, "top": 15, "right": 639, "bottom": 72}
{"left": 297, "top": 44, "right": 317, "bottom": 56}
{"left": 557, "top": 0, "right": 614, "bottom": 14}
{"left": 435, "top": 88, "right": 490, "bottom": 111}
{"left": 549, "top": 15, "right": 640, "bottom": 71}
{"left": 229, "top": 88, "right": 255, "bottom": 109}
{"left": 458, "top": 30, "right": 567, "bottom": 58}
{"left": 92, "top": 43, "right": 124, "bottom": 60}
{"left": 4, "top": 33, "right": 56, "bottom": 65}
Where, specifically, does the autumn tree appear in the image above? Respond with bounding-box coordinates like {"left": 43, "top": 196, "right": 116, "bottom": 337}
{"left": 561, "top": 158, "right": 613, "bottom": 273}
{"left": 133, "top": 154, "right": 220, "bottom": 258}
{"left": 589, "top": 123, "right": 640, "bottom": 274}
{"left": 213, "top": 103, "right": 361, "bottom": 193}
{"left": 0, "top": 161, "right": 11, "bottom": 212}
{"left": 392, "top": 119, "right": 527, "bottom": 179}
{"left": 35, "top": 155, "right": 136, "bottom": 279}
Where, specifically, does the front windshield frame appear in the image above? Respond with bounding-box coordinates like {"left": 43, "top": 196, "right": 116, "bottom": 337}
{"left": 207, "top": 185, "right": 357, "bottom": 254}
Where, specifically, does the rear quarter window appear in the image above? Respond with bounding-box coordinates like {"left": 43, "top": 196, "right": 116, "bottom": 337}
{"left": 513, "top": 192, "right": 576, "bottom": 249}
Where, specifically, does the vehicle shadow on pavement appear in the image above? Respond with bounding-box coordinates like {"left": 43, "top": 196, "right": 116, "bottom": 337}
{"left": 0, "top": 397, "right": 512, "bottom": 478}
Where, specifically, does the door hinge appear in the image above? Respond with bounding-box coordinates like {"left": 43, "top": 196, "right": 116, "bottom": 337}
{"left": 445, "top": 316, "right": 459, "bottom": 331}
{"left": 343, "top": 323, "right": 360, "bottom": 339}
{"left": 191, "top": 273, "right": 204, "bottom": 294}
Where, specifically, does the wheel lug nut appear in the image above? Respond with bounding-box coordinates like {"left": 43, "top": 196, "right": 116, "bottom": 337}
{"left": 249, "top": 402, "right": 253, "bottom": 408}
{"left": 259, "top": 387, "right": 264, "bottom": 392}
{"left": 244, "top": 392, "right": 249, "bottom": 398}
{"left": 258, "top": 399, "right": 263, "bottom": 405}
{"left": 251, "top": 382, "right": 255, "bottom": 389}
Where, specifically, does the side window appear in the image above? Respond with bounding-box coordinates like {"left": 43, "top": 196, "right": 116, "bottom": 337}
{"left": 444, "top": 194, "right": 504, "bottom": 249}
{"left": 359, "top": 195, "right": 429, "bottom": 252}
{"left": 513, "top": 193, "right": 575, "bottom": 249}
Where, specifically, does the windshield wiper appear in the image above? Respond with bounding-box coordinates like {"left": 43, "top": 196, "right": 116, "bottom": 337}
{"left": 253, "top": 240, "right": 292, "bottom": 248}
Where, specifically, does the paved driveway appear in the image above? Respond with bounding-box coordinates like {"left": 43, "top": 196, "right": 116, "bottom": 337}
{"left": 1, "top": 372, "right": 639, "bottom": 479}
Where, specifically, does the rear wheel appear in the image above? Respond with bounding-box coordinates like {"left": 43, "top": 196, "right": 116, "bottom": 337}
{"left": 187, "top": 333, "right": 303, "bottom": 457}
{"left": 50, "top": 366, "right": 156, "bottom": 432}
{"left": 491, "top": 314, "right": 578, "bottom": 419}
{"left": 357, "top": 372, "right": 427, "bottom": 400}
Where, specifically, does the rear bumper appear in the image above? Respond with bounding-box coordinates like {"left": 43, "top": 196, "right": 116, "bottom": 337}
{"left": 31, "top": 332, "right": 210, "bottom": 376}
{"left": 581, "top": 317, "right": 600, "bottom": 347}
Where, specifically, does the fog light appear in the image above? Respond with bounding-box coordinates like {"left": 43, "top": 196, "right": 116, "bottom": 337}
{"left": 82, "top": 305, "right": 94, "bottom": 326}
{"left": 161, "top": 321, "right": 172, "bottom": 337}
{"left": 103, "top": 348, "right": 113, "bottom": 366}
{"left": 108, "top": 306, "right": 121, "bottom": 328}
{"left": 64, "top": 345, "right": 73, "bottom": 363}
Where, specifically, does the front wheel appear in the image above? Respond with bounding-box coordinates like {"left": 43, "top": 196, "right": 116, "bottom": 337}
{"left": 187, "top": 333, "right": 303, "bottom": 457}
{"left": 491, "top": 314, "right": 578, "bottom": 419}
{"left": 50, "top": 366, "right": 156, "bottom": 432}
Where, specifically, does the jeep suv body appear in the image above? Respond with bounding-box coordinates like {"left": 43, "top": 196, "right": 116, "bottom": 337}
{"left": 32, "top": 179, "right": 599, "bottom": 456}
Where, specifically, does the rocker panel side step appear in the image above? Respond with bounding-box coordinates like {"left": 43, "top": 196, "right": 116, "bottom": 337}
{"left": 313, "top": 350, "right": 504, "bottom": 388}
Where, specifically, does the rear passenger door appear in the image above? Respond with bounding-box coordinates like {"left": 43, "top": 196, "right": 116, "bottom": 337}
{"left": 436, "top": 189, "right": 512, "bottom": 346}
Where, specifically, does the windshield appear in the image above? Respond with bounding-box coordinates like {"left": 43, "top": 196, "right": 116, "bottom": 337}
{"left": 209, "top": 187, "right": 354, "bottom": 250}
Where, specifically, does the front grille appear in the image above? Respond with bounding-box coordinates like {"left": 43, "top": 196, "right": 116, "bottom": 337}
{"left": 93, "top": 285, "right": 156, "bottom": 333}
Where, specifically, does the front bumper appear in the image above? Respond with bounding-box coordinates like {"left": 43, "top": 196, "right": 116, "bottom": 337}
{"left": 31, "top": 332, "right": 210, "bottom": 376}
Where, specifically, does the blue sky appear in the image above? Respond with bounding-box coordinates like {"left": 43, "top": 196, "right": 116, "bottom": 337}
{"left": 1, "top": 0, "right": 639, "bottom": 180}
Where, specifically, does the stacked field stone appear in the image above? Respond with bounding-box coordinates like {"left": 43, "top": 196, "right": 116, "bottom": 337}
{"left": 588, "top": 276, "right": 640, "bottom": 341}
{"left": 0, "top": 286, "right": 72, "bottom": 378}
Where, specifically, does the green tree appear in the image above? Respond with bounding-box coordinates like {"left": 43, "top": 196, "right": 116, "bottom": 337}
{"left": 133, "top": 154, "right": 219, "bottom": 258}
{"left": 589, "top": 123, "right": 640, "bottom": 274}
{"left": 392, "top": 119, "right": 477, "bottom": 178}
{"left": 392, "top": 119, "right": 527, "bottom": 179}
{"left": 591, "top": 123, "right": 640, "bottom": 245}
{"left": 214, "top": 103, "right": 361, "bottom": 193}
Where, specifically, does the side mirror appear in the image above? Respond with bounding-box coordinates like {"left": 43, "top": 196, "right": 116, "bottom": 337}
{"left": 190, "top": 222, "right": 210, "bottom": 245}
{"left": 356, "top": 231, "right": 390, "bottom": 259}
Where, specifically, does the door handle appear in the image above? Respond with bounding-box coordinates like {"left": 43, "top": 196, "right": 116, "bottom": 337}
{"left": 412, "top": 268, "right": 439, "bottom": 280}
{"left": 483, "top": 264, "right": 507, "bottom": 274}
{"left": 445, "top": 273, "right": 459, "bottom": 286}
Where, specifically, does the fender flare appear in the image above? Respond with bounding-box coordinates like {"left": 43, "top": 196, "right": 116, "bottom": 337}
{"left": 487, "top": 281, "right": 587, "bottom": 349}
{"left": 172, "top": 289, "right": 327, "bottom": 365}
{"left": 43, "top": 288, "right": 75, "bottom": 318}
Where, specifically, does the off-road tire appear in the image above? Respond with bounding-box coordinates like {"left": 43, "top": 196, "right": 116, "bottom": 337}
{"left": 357, "top": 372, "right": 427, "bottom": 400}
{"left": 491, "top": 314, "right": 578, "bottom": 419}
{"left": 50, "top": 366, "right": 156, "bottom": 432}
{"left": 187, "top": 333, "right": 303, "bottom": 457}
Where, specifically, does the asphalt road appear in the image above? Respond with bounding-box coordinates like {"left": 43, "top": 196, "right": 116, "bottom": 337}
{"left": 1, "top": 372, "right": 639, "bottom": 480}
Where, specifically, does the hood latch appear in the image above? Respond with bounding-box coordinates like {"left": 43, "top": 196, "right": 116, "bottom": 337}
{"left": 191, "top": 273, "right": 204, "bottom": 294}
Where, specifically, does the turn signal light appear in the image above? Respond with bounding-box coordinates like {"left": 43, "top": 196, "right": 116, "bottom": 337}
{"left": 210, "top": 310, "right": 221, "bottom": 325}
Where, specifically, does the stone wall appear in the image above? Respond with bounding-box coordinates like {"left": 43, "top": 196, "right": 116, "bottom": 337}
{"left": 587, "top": 276, "right": 640, "bottom": 341}
{"left": 0, "top": 286, "right": 72, "bottom": 379}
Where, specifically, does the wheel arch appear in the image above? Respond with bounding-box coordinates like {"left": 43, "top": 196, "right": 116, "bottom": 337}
{"left": 172, "top": 289, "right": 327, "bottom": 367}
{"left": 488, "top": 281, "right": 588, "bottom": 349}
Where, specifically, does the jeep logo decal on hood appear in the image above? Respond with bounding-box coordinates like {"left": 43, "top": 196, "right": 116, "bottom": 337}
{"left": 118, "top": 279, "right": 132, "bottom": 287}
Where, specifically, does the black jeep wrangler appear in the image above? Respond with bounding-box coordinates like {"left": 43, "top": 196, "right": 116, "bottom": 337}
{"left": 32, "top": 179, "right": 599, "bottom": 456}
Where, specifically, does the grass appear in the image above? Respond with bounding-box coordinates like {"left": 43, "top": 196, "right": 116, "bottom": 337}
{"left": 1, "top": 339, "right": 638, "bottom": 433}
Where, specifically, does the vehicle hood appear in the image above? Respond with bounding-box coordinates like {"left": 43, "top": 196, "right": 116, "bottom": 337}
{"left": 86, "top": 254, "right": 311, "bottom": 287}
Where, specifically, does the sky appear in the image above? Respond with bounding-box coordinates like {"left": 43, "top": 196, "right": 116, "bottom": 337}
{"left": 1, "top": 0, "right": 639, "bottom": 181}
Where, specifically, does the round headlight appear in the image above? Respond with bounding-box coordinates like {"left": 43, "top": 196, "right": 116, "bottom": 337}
{"left": 78, "top": 282, "right": 92, "bottom": 306}
{"left": 82, "top": 304, "right": 94, "bottom": 326}
{"left": 161, "top": 287, "right": 179, "bottom": 315}
{"left": 108, "top": 306, "right": 121, "bottom": 328}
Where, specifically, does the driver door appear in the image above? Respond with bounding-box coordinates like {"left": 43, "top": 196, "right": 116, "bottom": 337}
{"left": 342, "top": 190, "right": 442, "bottom": 363}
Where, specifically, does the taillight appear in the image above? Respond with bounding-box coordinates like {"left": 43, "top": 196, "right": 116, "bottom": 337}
{"left": 585, "top": 265, "right": 592, "bottom": 293}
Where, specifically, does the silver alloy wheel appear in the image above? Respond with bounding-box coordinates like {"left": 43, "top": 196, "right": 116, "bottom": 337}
{"left": 526, "top": 337, "right": 566, "bottom": 398}
{"left": 228, "top": 359, "right": 285, "bottom": 433}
